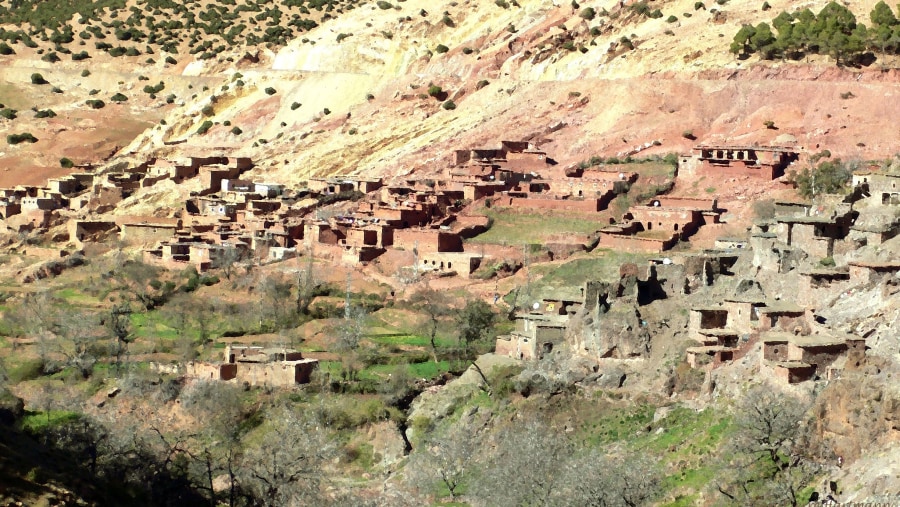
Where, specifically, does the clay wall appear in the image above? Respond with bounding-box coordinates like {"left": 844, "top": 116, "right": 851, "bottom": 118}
{"left": 787, "top": 343, "right": 847, "bottom": 369}
{"left": 393, "top": 229, "right": 462, "bottom": 253}
{"left": 506, "top": 196, "right": 605, "bottom": 213}
{"left": 599, "top": 232, "right": 677, "bottom": 253}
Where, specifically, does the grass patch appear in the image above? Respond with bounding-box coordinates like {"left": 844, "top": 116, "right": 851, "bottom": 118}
{"left": 467, "top": 208, "right": 604, "bottom": 245}
{"left": 530, "top": 250, "right": 655, "bottom": 292}
{"left": 19, "top": 410, "right": 81, "bottom": 433}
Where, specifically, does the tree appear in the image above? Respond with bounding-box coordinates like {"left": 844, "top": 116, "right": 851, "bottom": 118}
{"left": 238, "top": 406, "right": 335, "bottom": 506}
{"left": 716, "top": 385, "right": 822, "bottom": 507}
{"left": 407, "top": 421, "right": 478, "bottom": 499}
{"left": 106, "top": 301, "right": 134, "bottom": 376}
{"left": 793, "top": 159, "right": 852, "bottom": 198}
{"left": 563, "top": 450, "right": 663, "bottom": 507}
{"left": 731, "top": 24, "right": 757, "bottom": 56}
{"left": 409, "top": 287, "right": 452, "bottom": 362}
{"left": 455, "top": 299, "right": 496, "bottom": 357}
{"left": 470, "top": 419, "right": 572, "bottom": 506}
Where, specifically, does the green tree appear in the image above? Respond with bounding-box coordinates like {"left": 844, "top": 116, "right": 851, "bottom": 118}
{"left": 731, "top": 24, "right": 757, "bottom": 55}
{"left": 455, "top": 299, "right": 496, "bottom": 356}
{"left": 793, "top": 159, "right": 852, "bottom": 198}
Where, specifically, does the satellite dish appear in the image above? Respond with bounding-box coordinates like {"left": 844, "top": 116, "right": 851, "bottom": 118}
{"left": 663, "top": 258, "right": 672, "bottom": 265}
{"left": 532, "top": 302, "right": 541, "bottom": 310}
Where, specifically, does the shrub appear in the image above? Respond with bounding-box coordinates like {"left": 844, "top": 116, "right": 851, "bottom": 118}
{"left": 30, "top": 73, "right": 48, "bottom": 85}
{"left": 165, "top": 56, "right": 177, "bottom": 65}
{"left": 196, "top": 120, "right": 214, "bottom": 134}
{"left": 201, "top": 104, "right": 215, "bottom": 116}
{"left": 264, "top": 87, "right": 276, "bottom": 95}
{"left": 761, "top": 1, "right": 771, "bottom": 10}
{"left": 0, "top": 109, "right": 16, "bottom": 120}
{"left": 840, "top": 91, "right": 855, "bottom": 100}
{"left": 34, "top": 109, "right": 56, "bottom": 118}
{"left": 435, "top": 44, "right": 449, "bottom": 54}
{"left": 7, "top": 133, "right": 38, "bottom": 145}
{"left": 476, "top": 79, "right": 490, "bottom": 89}
{"left": 0, "top": 42, "right": 14, "bottom": 55}
{"left": 666, "top": 15, "right": 678, "bottom": 22}
{"left": 694, "top": 1, "right": 705, "bottom": 9}
{"left": 323, "top": 108, "right": 331, "bottom": 115}
{"left": 291, "top": 102, "right": 301, "bottom": 110}
{"left": 60, "top": 157, "right": 74, "bottom": 168}
{"left": 462, "top": 47, "right": 474, "bottom": 54}
{"left": 72, "top": 51, "right": 90, "bottom": 61}
{"left": 86, "top": 99, "right": 105, "bottom": 109}
{"left": 110, "top": 93, "right": 128, "bottom": 102}
{"left": 763, "top": 120, "right": 776, "bottom": 129}
{"left": 51, "top": 87, "right": 62, "bottom": 94}
{"left": 108, "top": 47, "right": 126, "bottom": 57}
{"left": 793, "top": 160, "right": 852, "bottom": 198}
{"left": 230, "top": 126, "right": 242, "bottom": 135}
{"left": 336, "top": 33, "right": 351, "bottom": 42}
{"left": 377, "top": 1, "right": 393, "bottom": 9}
{"left": 495, "top": 0, "right": 509, "bottom": 7}
{"left": 682, "top": 130, "right": 696, "bottom": 140}
{"left": 348, "top": 128, "right": 358, "bottom": 135}
{"left": 41, "top": 52, "right": 60, "bottom": 63}
{"left": 442, "top": 100, "right": 457, "bottom": 110}
{"left": 580, "top": 7, "right": 596, "bottom": 20}
{"left": 427, "top": 85, "right": 443, "bottom": 97}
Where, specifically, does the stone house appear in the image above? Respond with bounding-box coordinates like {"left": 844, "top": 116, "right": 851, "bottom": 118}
{"left": 681, "top": 145, "right": 800, "bottom": 180}
{"left": 393, "top": 229, "right": 463, "bottom": 253}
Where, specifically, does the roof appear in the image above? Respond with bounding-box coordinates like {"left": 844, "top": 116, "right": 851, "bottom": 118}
{"left": 694, "top": 144, "right": 798, "bottom": 153}
{"left": 686, "top": 345, "right": 734, "bottom": 354}
{"left": 758, "top": 300, "right": 804, "bottom": 314}
{"left": 698, "top": 328, "right": 740, "bottom": 337}
{"left": 789, "top": 334, "right": 848, "bottom": 348}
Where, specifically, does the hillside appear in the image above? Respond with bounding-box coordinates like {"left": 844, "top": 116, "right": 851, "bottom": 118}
{"left": 1, "top": 0, "right": 900, "bottom": 505}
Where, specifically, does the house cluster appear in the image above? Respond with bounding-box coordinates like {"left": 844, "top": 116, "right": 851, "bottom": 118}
{"left": 153, "top": 345, "right": 319, "bottom": 387}
{"left": 496, "top": 163, "right": 899, "bottom": 386}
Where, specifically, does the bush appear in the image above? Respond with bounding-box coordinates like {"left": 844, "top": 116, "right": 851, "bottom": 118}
{"left": 666, "top": 15, "right": 678, "bottom": 22}
{"left": 165, "top": 56, "right": 177, "bottom": 65}
{"left": 0, "top": 42, "right": 14, "bottom": 55}
{"left": 72, "top": 51, "right": 90, "bottom": 61}
{"left": 230, "top": 126, "right": 242, "bottom": 135}
{"left": 34, "top": 109, "right": 56, "bottom": 118}
{"left": 86, "top": 99, "right": 105, "bottom": 109}
{"left": 110, "top": 93, "right": 128, "bottom": 102}
{"left": 435, "top": 44, "right": 449, "bottom": 54}
{"left": 442, "top": 100, "right": 457, "bottom": 110}
{"left": 336, "top": 33, "right": 351, "bottom": 42}
{"left": 793, "top": 160, "right": 852, "bottom": 198}
{"left": 682, "top": 130, "right": 696, "bottom": 140}
{"left": 763, "top": 120, "right": 776, "bottom": 129}
{"left": 60, "top": 157, "right": 74, "bottom": 168}
{"left": 377, "top": 1, "right": 393, "bottom": 8}
{"left": 81, "top": 70, "right": 91, "bottom": 78}
{"left": 7, "top": 133, "right": 38, "bottom": 145}
{"left": 291, "top": 101, "right": 301, "bottom": 110}
{"left": 196, "top": 120, "right": 214, "bottom": 134}
{"left": 462, "top": 47, "right": 474, "bottom": 54}
{"left": 41, "top": 52, "right": 60, "bottom": 63}
{"left": 427, "top": 85, "right": 443, "bottom": 97}
{"left": 51, "top": 87, "right": 62, "bottom": 94}
{"left": 0, "top": 108, "right": 17, "bottom": 120}
{"left": 580, "top": 7, "right": 596, "bottom": 20}
{"left": 30, "top": 73, "right": 48, "bottom": 85}
{"left": 264, "top": 87, "right": 276, "bottom": 95}
{"left": 476, "top": 79, "right": 490, "bottom": 90}
{"left": 201, "top": 104, "right": 215, "bottom": 116}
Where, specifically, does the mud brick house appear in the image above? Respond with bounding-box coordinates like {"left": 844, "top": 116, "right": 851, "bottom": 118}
{"left": 848, "top": 260, "right": 900, "bottom": 285}
{"left": 496, "top": 288, "right": 583, "bottom": 360}
{"left": 183, "top": 345, "right": 318, "bottom": 386}
{"left": 308, "top": 176, "right": 383, "bottom": 194}
{"left": 773, "top": 210, "right": 856, "bottom": 259}
{"left": 853, "top": 171, "right": 900, "bottom": 204}
{"left": 680, "top": 145, "right": 800, "bottom": 180}
{"left": 599, "top": 197, "right": 719, "bottom": 252}
{"left": 762, "top": 331, "right": 865, "bottom": 383}
{"left": 68, "top": 219, "right": 118, "bottom": 247}
{"left": 393, "top": 229, "right": 463, "bottom": 253}
{"left": 756, "top": 301, "right": 809, "bottom": 334}
{"left": 418, "top": 252, "right": 483, "bottom": 278}
{"left": 118, "top": 217, "right": 181, "bottom": 245}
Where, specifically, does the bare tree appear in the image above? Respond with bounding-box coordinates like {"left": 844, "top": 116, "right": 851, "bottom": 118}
{"left": 295, "top": 246, "right": 318, "bottom": 316}
{"left": 408, "top": 286, "right": 452, "bottom": 362}
{"left": 716, "top": 384, "right": 821, "bottom": 507}
{"left": 106, "top": 301, "right": 134, "bottom": 377}
{"left": 562, "top": 448, "right": 663, "bottom": 507}
{"left": 407, "top": 422, "right": 478, "bottom": 500}
{"left": 469, "top": 419, "right": 572, "bottom": 507}
{"left": 238, "top": 405, "right": 335, "bottom": 506}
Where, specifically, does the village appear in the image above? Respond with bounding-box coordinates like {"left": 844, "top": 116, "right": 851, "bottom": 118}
{"left": 2, "top": 136, "right": 897, "bottom": 388}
